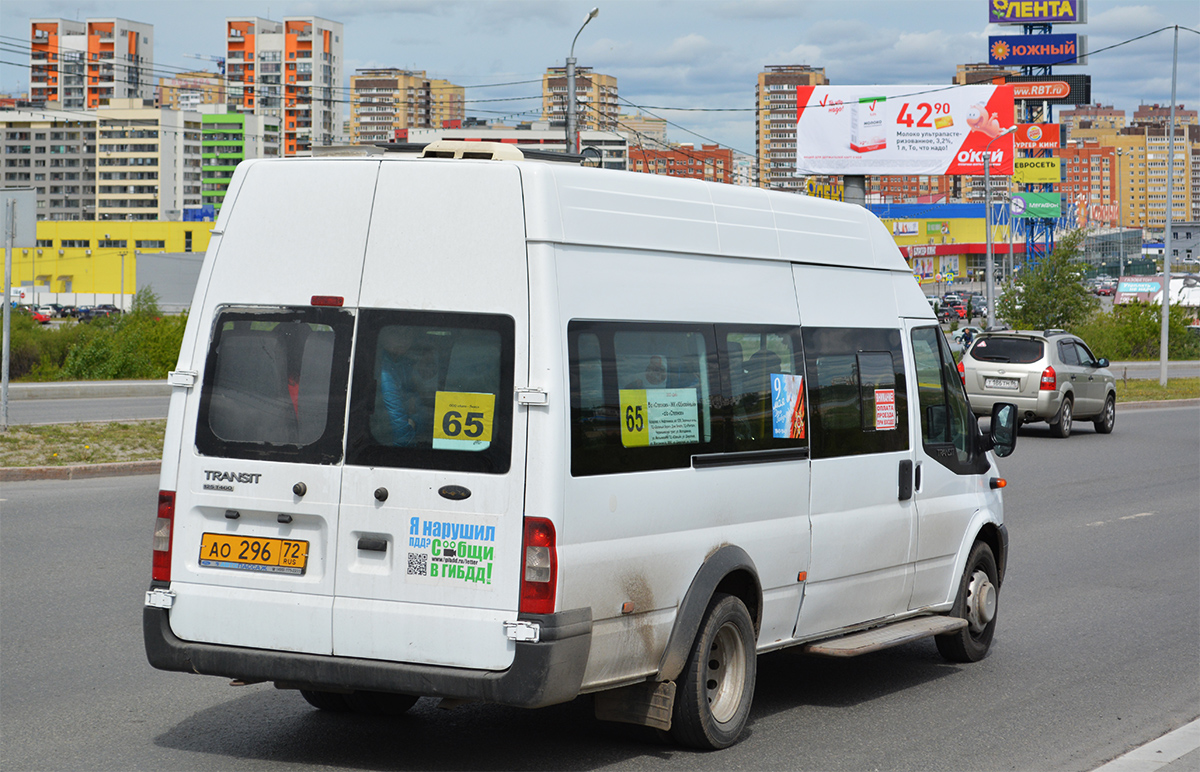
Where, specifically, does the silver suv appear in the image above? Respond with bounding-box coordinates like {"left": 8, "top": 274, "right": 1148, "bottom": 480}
{"left": 961, "top": 330, "right": 1116, "bottom": 438}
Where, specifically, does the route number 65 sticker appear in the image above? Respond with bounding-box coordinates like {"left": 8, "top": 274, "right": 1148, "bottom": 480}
{"left": 433, "top": 391, "right": 495, "bottom": 451}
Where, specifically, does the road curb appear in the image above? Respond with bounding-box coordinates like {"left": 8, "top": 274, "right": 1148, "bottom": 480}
{"left": 0, "top": 460, "right": 160, "bottom": 482}
{"left": 1119, "top": 398, "right": 1200, "bottom": 410}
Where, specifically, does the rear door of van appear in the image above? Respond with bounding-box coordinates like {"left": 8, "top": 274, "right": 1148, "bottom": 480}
{"left": 166, "top": 160, "right": 377, "bottom": 655}
{"left": 332, "top": 161, "right": 530, "bottom": 670}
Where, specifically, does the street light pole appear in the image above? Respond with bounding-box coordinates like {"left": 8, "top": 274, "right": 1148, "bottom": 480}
{"left": 984, "top": 125, "right": 1017, "bottom": 330}
{"left": 565, "top": 7, "right": 600, "bottom": 155}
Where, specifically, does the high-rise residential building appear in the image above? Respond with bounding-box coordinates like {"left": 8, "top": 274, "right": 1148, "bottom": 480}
{"left": 542, "top": 67, "right": 618, "bottom": 131}
{"left": 756, "top": 64, "right": 829, "bottom": 192}
{"left": 1059, "top": 104, "right": 1126, "bottom": 135}
{"left": 628, "top": 144, "right": 736, "bottom": 184}
{"left": 29, "top": 18, "right": 154, "bottom": 109}
{"left": 201, "top": 110, "right": 281, "bottom": 212}
{"left": 95, "top": 99, "right": 203, "bottom": 220}
{"left": 1058, "top": 140, "right": 1117, "bottom": 225}
{"left": 158, "top": 71, "right": 225, "bottom": 111}
{"left": 1, "top": 110, "right": 98, "bottom": 220}
{"left": 225, "top": 15, "right": 343, "bottom": 155}
{"left": 616, "top": 110, "right": 669, "bottom": 149}
{"left": 867, "top": 175, "right": 958, "bottom": 204}
{"left": 1132, "top": 104, "right": 1199, "bottom": 128}
{"left": 349, "top": 69, "right": 464, "bottom": 143}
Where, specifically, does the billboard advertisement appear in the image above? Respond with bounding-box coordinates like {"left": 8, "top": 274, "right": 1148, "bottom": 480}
{"left": 989, "top": 34, "right": 1085, "bottom": 66}
{"left": 989, "top": 0, "right": 1086, "bottom": 24}
{"left": 1011, "top": 192, "right": 1062, "bottom": 218}
{"left": 1014, "top": 123, "right": 1061, "bottom": 150}
{"left": 796, "top": 85, "right": 1015, "bottom": 176}
{"left": 1014, "top": 157, "right": 1061, "bottom": 184}
{"left": 1007, "top": 74, "right": 1091, "bottom": 106}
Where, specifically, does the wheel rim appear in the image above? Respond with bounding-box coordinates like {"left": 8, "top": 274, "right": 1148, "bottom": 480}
{"left": 705, "top": 621, "right": 747, "bottom": 724}
{"left": 1061, "top": 400, "right": 1071, "bottom": 426}
{"left": 965, "top": 569, "right": 997, "bottom": 634}
{"left": 1104, "top": 399, "right": 1114, "bottom": 429}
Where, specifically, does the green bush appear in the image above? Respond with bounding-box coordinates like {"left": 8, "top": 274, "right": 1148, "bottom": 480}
{"left": 1070, "top": 301, "right": 1200, "bottom": 361}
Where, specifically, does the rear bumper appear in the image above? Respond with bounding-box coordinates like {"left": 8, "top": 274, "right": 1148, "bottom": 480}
{"left": 969, "top": 389, "right": 1061, "bottom": 421}
{"left": 144, "top": 603, "right": 592, "bottom": 709}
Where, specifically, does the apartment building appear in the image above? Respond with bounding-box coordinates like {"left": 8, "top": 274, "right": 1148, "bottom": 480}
{"left": 95, "top": 99, "right": 203, "bottom": 221}
{"left": 952, "top": 62, "right": 1020, "bottom": 85}
{"left": 158, "top": 71, "right": 225, "bottom": 111}
{"left": 201, "top": 110, "right": 280, "bottom": 212}
{"left": 1132, "top": 103, "right": 1198, "bottom": 127}
{"left": 627, "top": 144, "right": 735, "bottom": 184}
{"left": 756, "top": 64, "right": 829, "bottom": 192}
{"left": 867, "top": 175, "right": 958, "bottom": 204}
{"left": 1058, "top": 140, "right": 1117, "bottom": 226}
{"left": 542, "top": 67, "right": 618, "bottom": 131}
{"left": 1, "top": 110, "right": 98, "bottom": 220}
{"left": 616, "top": 111, "right": 669, "bottom": 149}
{"left": 1059, "top": 104, "right": 1126, "bottom": 135}
{"left": 225, "top": 15, "right": 343, "bottom": 155}
{"left": 350, "top": 69, "right": 464, "bottom": 143}
{"left": 29, "top": 18, "right": 154, "bottom": 109}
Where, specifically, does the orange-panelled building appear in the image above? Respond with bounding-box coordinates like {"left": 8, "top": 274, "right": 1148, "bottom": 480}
{"left": 225, "top": 16, "right": 343, "bottom": 156}
{"left": 29, "top": 18, "right": 154, "bottom": 110}
{"left": 628, "top": 144, "right": 735, "bottom": 185}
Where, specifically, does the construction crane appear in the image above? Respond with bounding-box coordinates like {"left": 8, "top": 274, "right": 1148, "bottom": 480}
{"left": 184, "top": 53, "right": 226, "bottom": 76}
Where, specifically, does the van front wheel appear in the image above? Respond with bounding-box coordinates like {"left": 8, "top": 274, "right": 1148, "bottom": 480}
{"left": 936, "top": 541, "right": 999, "bottom": 663}
{"left": 670, "top": 593, "right": 756, "bottom": 750}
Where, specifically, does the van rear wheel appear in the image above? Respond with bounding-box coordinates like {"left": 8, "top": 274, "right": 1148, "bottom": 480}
{"left": 299, "top": 689, "right": 351, "bottom": 712}
{"left": 670, "top": 593, "right": 756, "bottom": 750}
{"left": 936, "top": 541, "right": 999, "bottom": 663}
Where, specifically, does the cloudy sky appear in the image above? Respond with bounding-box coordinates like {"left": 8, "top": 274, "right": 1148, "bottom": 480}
{"left": 5, "top": 0, "right": 1198, "bottom": 152}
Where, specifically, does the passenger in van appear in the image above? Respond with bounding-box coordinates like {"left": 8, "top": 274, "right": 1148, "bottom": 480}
{"left": 378, "top": 326, "right": 421, "bottom": 446}
{"left": 625, "top": 354, "right": 669, "bottom": 389}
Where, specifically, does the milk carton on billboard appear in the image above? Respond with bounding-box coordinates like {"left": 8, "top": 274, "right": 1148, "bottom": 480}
{"left": 850, "top": 97, "right": 887, "bottom": 153}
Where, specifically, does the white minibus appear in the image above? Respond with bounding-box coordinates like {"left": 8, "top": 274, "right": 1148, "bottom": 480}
{"left": 145, "top": 142, "right": 1017, "bottom": 749}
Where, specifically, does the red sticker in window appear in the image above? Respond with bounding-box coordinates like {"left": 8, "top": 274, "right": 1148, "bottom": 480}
{"left": 875, "top": 388, "right": 896, "bottom": 430}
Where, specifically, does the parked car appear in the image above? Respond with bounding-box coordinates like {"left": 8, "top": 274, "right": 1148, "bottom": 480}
{"left": 961, "top": 329, "right": 1116, "bottom": 438}
{"left": 76, "top": 306, "right": 117, "bottom": 322}
{"left": 953, "top": 326, "right": 984, "bottom": 345}
{"left": 57, "top": 305, "right": 78, "bottom": 318}
{"left": 95, "top": 303, "right": 122, "bottom": 315}
{"left": 1097, "top": 284, "right": 1115, "bottom": 297}
{"left": 17, "top": 306, "right": 51, "bottom": 324}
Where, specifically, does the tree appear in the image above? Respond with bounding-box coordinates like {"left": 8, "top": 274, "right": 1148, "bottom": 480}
{"left": 997, "top": 230, "right": 1097, "bottom": 330}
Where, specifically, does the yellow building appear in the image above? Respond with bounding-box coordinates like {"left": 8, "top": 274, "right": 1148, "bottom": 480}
{"left": 158, "top": 71, "right": 225, "bottom": 111}
{"left": 542, "top": 67, "right": 618, "bottom": 132}
{"left": 13, "top": 221, "right": 212, "bottom": 295}
{"left": 349, "top": 69, "right": 465, "bottom": 143}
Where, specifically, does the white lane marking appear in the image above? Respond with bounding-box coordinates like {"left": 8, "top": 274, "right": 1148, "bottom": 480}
{"left": 1091, "top": 717, "right": 1200, "bottom": 771}
{"left": 1087, "top": 512, "right": 1156, "bottom": 527}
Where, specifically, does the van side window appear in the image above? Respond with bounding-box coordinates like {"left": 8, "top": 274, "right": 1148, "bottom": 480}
{"left": 717, "top": 326, "right": 807, "bottom": 452}
{"left": 801, "top": 328, "right": 909, "bottom": 459}
{"left": 345, "top": 310, "right": 515, "bottom": 474}
{"left": 196, "top": 306, "right": 354, "bottom": 464}
{"left": 569, "top": 321, "right": 719, "bottom": 476}
{"left": 911, "top": 326, "right": 983, "bottom": 473}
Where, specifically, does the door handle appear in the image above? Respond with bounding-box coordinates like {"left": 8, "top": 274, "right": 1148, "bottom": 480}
{"left": 898, "top": 459, "right": 913, "bottom": 501}
{"left": 357, "top": 538, "right": 387, "bottom": 552}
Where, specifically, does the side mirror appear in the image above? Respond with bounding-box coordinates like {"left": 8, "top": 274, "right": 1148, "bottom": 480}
{"left": 989, "top": 402, "right": 1018, "bottom": 458}
{"left": 1097, "top": 357, "right": 1110, "bottom": 368}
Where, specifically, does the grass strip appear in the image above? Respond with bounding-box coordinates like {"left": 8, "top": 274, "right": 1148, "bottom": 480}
{"left": 1118, "top": 377, "right": 1200, "bottom": 402}
{"left": 1, "top": 420, "right": 166, "bottom": 468}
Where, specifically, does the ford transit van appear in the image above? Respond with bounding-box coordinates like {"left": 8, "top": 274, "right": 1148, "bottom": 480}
{"left": 145, "top": 143, "right": 1017, "bottom": 749}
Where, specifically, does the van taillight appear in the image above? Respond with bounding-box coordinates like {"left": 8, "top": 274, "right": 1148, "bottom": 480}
{"left": 1040, "top": 365, "right": 1057, "bottom": 391}
{"left": 957, "top": 359, "right": 965, "bottom": 386}
{"left": 153, "top": 490, "right": 175, "bottom": 583}
{"left": 519, "top": 517, "right": 557, "bottom": 615}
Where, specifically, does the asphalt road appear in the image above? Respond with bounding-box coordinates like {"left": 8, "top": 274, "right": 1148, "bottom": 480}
{"left": 1, "top": 405, "right": 1197, "bottom": 771}
{"left": 4, "top": 395, "right": 170, "bottom": 425}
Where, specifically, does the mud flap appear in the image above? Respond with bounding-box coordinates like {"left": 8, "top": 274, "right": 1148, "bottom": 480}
{"left": 593, "top": 679, "right": 676, "bottom": 731}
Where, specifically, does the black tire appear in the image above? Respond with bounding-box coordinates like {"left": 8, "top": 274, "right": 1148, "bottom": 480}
{"left": 1093, "top": 394, "right": 1115, "bottom": 434}
{"left": 936, "top": 541, "right": 1000, "bottom": 663}
{"left": 670, "top": 593, "right": 757, "bottom": 750}
{"left": 1049, "top": 396, "right": 1073, "bottom": 438}
{"left": 300, "top": 689, "right": 352, "bottom": 712}
{"left": 344, "top": 690, "right": 420, "bottom": 716}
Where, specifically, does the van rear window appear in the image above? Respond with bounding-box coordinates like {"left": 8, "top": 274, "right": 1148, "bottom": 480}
{"left": 345, "top": 310, "right": 515, "bottom": 474}
{"left": 196, "top": 307, "right": 354, "bottom": 464}
{"left": 970, "top": 337, "right": 1044, "bottom": 363}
